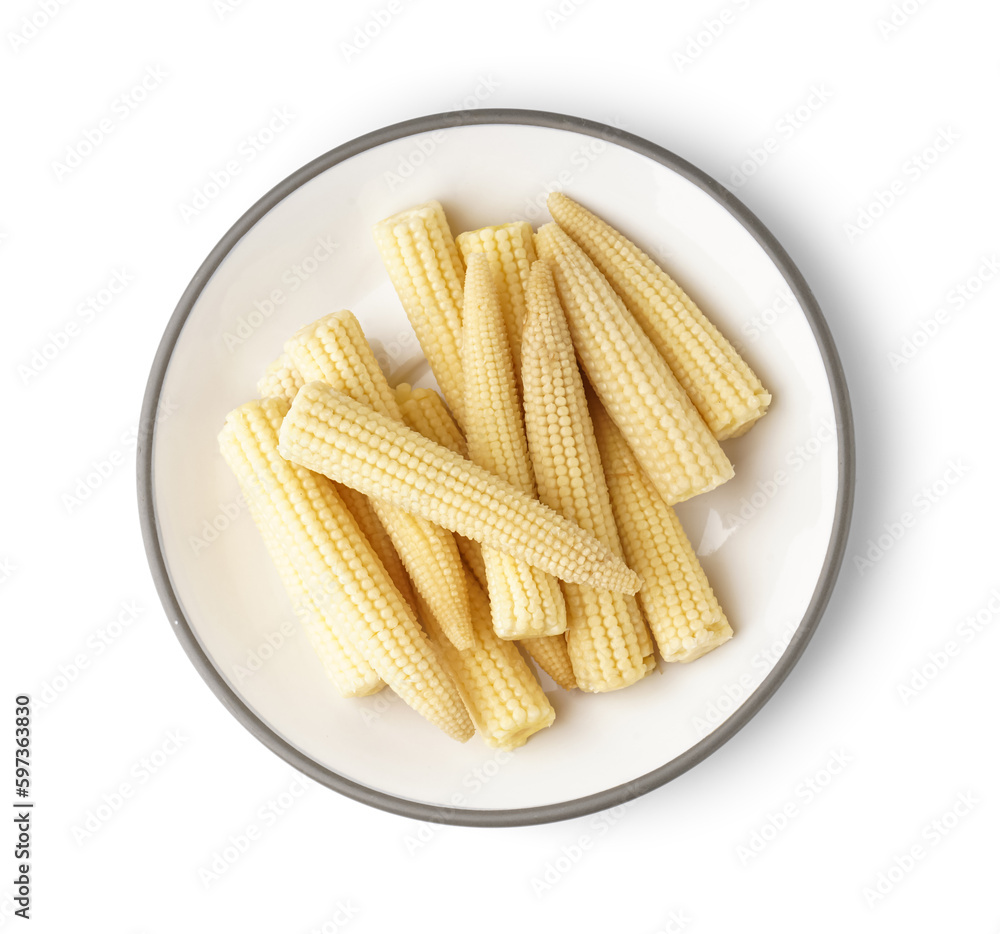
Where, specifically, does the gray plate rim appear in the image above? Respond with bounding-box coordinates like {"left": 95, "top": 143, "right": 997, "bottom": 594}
{"left": 137, "top": 107, "right": 855, "bottom": 828}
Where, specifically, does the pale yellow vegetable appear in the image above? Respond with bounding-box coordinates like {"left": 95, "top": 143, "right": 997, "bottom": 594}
{"left": 418, "top": 575, "right": 556, "bottom": 750}
{"left": 456, "top": 221, "right": 536, "bottom": 379}
{"left": 395, "top": 383, "right": 490, "bottom": 597}
{"left": 223, "top": 397, "right": 474, "bottom": 742}
{"left": 548, "top": 192, "right": 770, "bottom": 439}
{"left": 220, "top": 424, "right": 383, "bottom": 698}
{"left": 396, "top": 384, "right": 575, "bottom": 686}
{"left": 372, "top": 201, "right": 467, "bottom": 426}
{"left": 278, "top": 382, "right": 641, "bottom": 594}
{"left": 334, "top": 482, "right": 417, "bottom": 613}
{"left": 257, "top": 351, "right": 304, "bottom": 404}
{"left": 535, "top": 222, "right": 734, "bottom": 506}
{"left": 285, "top": 310, "right": 472, "bottom": 650}
{"left": 592, "top": 399, "right": 733, "bottom": 662}
{"left": 462, "top": 254, "right": 567, "bottom": 640}
{"left": 521, "top": 260, "right": 653, "bottom": 691}
{"left": 519, "top": 635, "right": 578, "bottom": 691}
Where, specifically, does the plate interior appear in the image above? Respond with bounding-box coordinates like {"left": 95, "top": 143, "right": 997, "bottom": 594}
{"left": 150, "top": 120, "right": 842, "bottom": 814}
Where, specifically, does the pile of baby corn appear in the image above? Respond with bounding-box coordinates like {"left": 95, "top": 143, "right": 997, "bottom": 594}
{"left": 220, "top": 192, "right": 771, "bottom": 750}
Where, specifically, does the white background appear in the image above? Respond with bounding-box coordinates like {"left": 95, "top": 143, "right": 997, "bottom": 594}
{"left": 3, "top": 0, "right": 998, "bottom": 931}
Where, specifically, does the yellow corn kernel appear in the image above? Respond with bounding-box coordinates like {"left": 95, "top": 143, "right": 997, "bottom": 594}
{"left": 285, "top": 311, "right": 472, "bottom": 651}
{"left": 521, "top": 259, "right": 652, "bottom": 691}
{"left": 395, "top": 383, "right": 487, "bottom": 592}
{"left": 220, "top": 425, "right": 384, "bottom": 698}
{"left": 456, "top": 221, "right": 537, "bottom": 379}
{"left": 257, "top": 351, "right": 304, "bottom": 404}
{"left": 463, "top": 253, "right": 567, "bottom": 640}
{"left": 278, "top": 382, "right": 640, "bottom": 594}
{"left": 548, "top": 192, "right": 771, "bottom": 439}
{"left": 519, "top": 635, "right": 577, "bottom": 691}
{"left": 418, "top": 576, "right": 556, "bottom": 750}
{"left": 372, "top": 201, "right": 466, "bottom": 426}
{"left": 592, "top": 399, "right": 733, "bottom": 662}
{"left": 224, "top": 397, "right": 474, "bottom": 742}
{"left": 535, "top": 222, "right": 734, "bottom": 506}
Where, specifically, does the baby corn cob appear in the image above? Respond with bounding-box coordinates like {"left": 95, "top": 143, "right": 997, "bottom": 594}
{"left": 373, "top": 201, "right": 467, "bottom": 426}
{"left": 334, "top": 482, "right": 416, "bottom": 612}
{"left": 521, "top": 260, "right": 653, "bottom": 692}
{"left": 519, "top": 635, "right": 577, "bottom": 691}
{"left": 396, "top": 384, "right": 467, "bottom": 455}
{"left": 395, "top": 383, "right": 489, "bottom": 593}
{"left": 548, "top": 192, "right": 771, "bottom": 439}
{"left": 592, "top": 399, "right": 733, "bottom": 662}
{"left": 225, "top": 397, "right": 474, "bottom": 742}
{"left": 535, "top": 222, "right": 733, "bottom": 506}
{"left": 456, "top": 221, "right": 537, "bottom": 380}
{"left": 462, "top": 253, "right": 567, "bottom": 640}
{"left": 418, "top": 576, "right": 556, "bottom": 750}
{"left": 286, "top": 311, "right": 472, "bottom": 652}
{"left": 257, "top": 351, "right": 304, "bottom": 404}
{"left": 220, "top": 425, "right": 384, "bottom": 698}
{"left": 278, "top": 382, "right": 640, "bottom": 594}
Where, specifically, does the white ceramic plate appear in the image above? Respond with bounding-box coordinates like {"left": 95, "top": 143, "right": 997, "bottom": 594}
{"left": 139, "top": 110, "right": 853, "bottom": 826}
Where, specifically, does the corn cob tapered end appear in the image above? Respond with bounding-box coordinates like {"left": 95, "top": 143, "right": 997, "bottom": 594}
{"left": 548, "top": 192, "right": 770, "bottom": 440}
{"left": 373, "top": 201, "right": 467, "bottom": 426}
{"left": 419, "top": 577, "right": 556, "bottom": 750}
{"left": 592, "top": 398, "right": 733, "bottom": 664}
{"left": 535, "top": 221, "right": 734, "bottom": 506}
{"left": 456, "top": 221, "right": 537, "bottom": 378}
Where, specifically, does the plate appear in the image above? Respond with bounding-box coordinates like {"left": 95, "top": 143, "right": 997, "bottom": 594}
{"left": 138, "top": 109, "right": 854, "bottom": 826}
